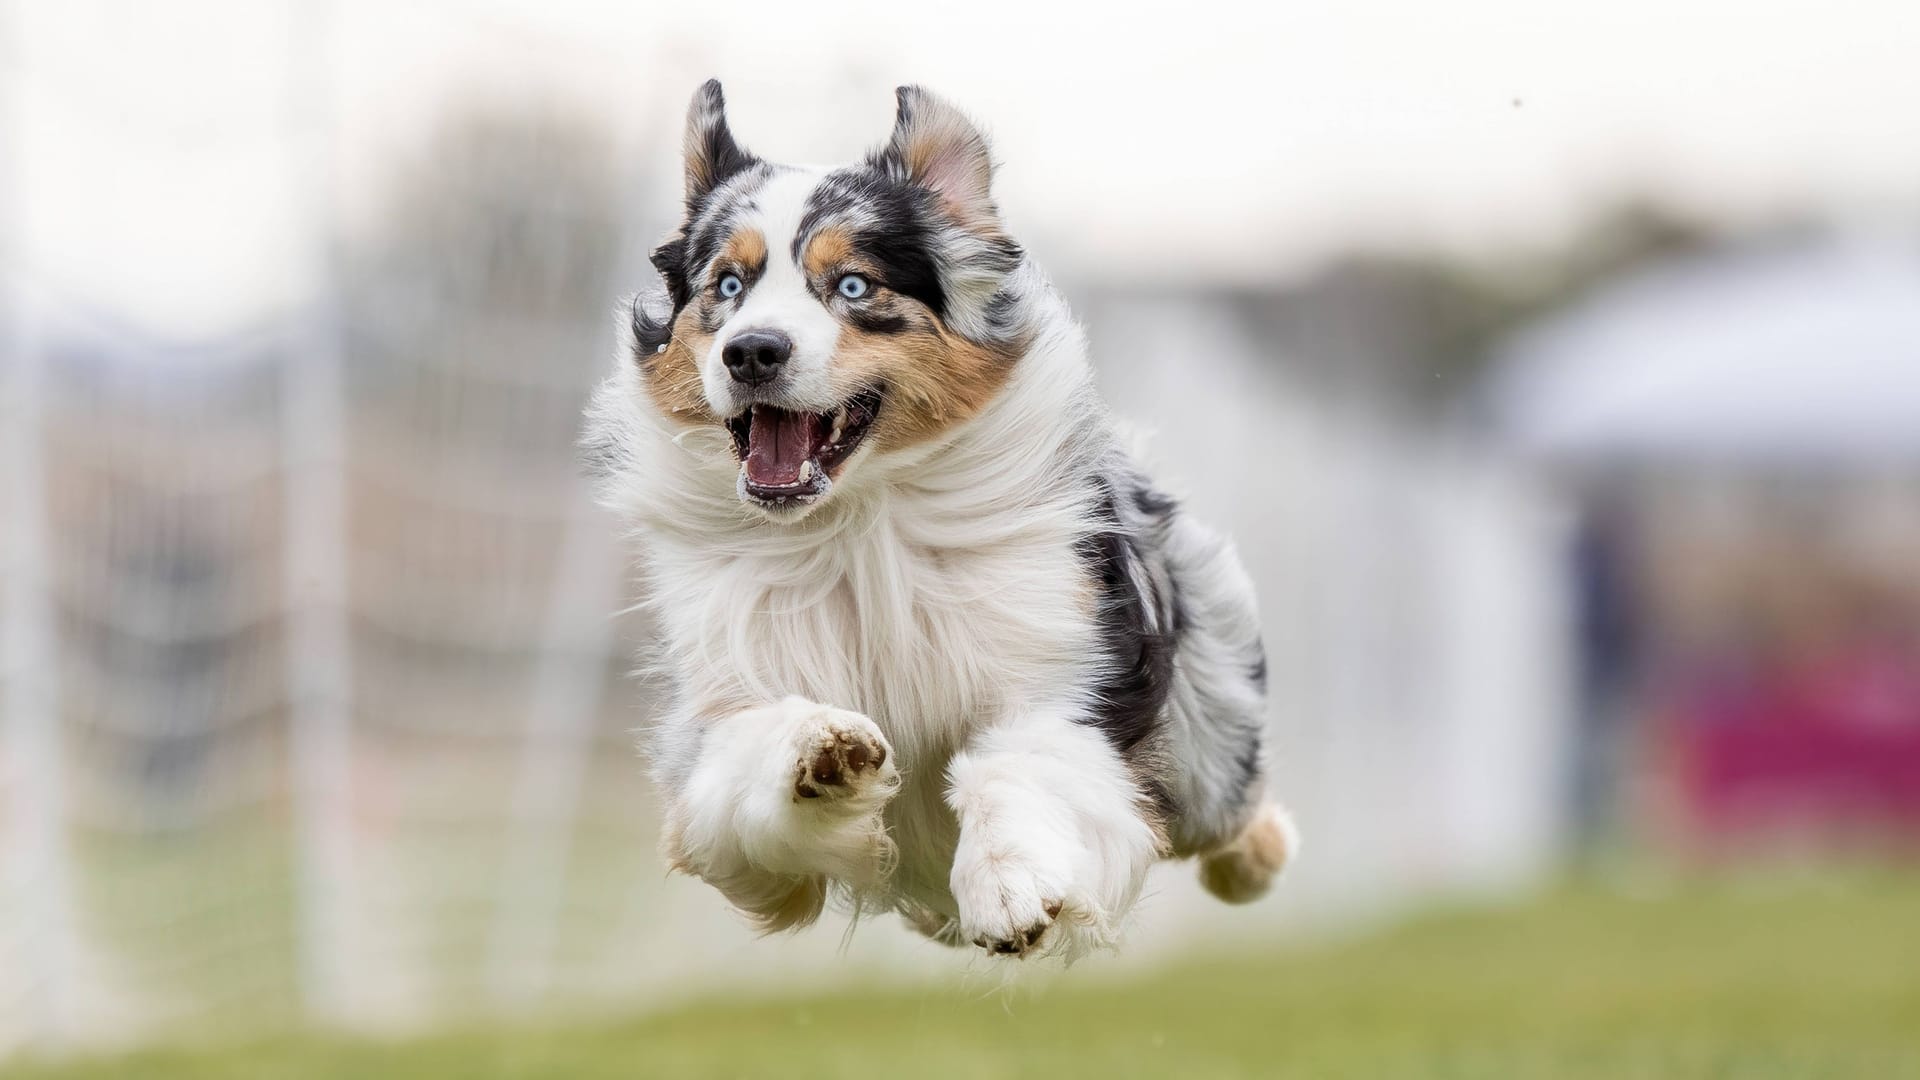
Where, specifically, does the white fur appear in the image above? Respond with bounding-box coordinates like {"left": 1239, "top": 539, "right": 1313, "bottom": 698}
{"left": 672, "top": 696, "right": 900, "bottom": 920}
{"left": 586, "top": 116, "right": 1291, "bottom": 953}
{"left": 946, "top": 711, "right": 1160, "bottom": 958}
{"left": 680, "top": 698, "right": 898, "bottom": 880}
{"left": 699, "top": 169, "right": 848, "bottom": 420}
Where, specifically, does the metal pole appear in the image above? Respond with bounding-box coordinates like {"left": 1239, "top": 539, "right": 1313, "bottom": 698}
{"left": 282, "top": 0, "right": 358, "bottom": 1027}
{"left": 0, "top": 0, "right": 80, "bottom": 1049}
{"left": 1, "top": 292, "right": 81, "bottom": 1052}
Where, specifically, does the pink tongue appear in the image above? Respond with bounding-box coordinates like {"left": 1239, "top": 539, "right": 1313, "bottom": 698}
{"left": 744, "top": 406, "right": 818, "bottom": 488}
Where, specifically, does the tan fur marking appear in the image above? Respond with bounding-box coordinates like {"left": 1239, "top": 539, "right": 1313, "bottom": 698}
{"left": 641, "top": 308, "right": 717, "bottom": 427}
{"left": 683, "top": 131, "right": 719, "bottom": 198}
{"left": 721, "top": 228, "right": 767, "bottom": 275}
{"left": 744, "top": 876, "right": 829, "bottom": 933}
{"left": 802, "top": 226, "right": 857, "bottom": 280}
{"left": 1198, "top": 802, "right": 1295, "bottom": 904}
{"left": 831, "top": 320, "right": 1025, "bottom": 451}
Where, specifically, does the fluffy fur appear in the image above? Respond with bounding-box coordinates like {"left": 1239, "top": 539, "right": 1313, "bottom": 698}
{"left": 583, "top": 80, "right": 1295, "bottom": 958}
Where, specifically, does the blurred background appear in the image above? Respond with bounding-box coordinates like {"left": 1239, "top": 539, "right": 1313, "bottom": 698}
{"left": 3, "top": 0, "right": 1919, "bottom": 1072}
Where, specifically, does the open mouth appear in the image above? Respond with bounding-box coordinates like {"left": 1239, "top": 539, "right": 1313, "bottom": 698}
{"left": 725, "top": 387, "right": 883, "bottom": 505}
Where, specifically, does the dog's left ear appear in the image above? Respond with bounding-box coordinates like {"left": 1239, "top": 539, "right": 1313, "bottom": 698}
{"left": 874, "top": 86, "right": 997, "bottom": 226}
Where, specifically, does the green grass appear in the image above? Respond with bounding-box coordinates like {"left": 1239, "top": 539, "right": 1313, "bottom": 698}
{"left": 12, "top": 871, "right": 1920, "bottom": 1079}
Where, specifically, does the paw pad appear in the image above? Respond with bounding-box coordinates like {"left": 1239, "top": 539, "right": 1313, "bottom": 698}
{"left": 974, "top": 898, "right": 1063, "bottom": 957}
{"left": 793, "top": 727, "right": 890, "bottom": 800}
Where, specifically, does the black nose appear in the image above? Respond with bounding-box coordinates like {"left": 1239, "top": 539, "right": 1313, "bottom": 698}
{"left": 722, "top": 329, "right": 792, "bottom": 386}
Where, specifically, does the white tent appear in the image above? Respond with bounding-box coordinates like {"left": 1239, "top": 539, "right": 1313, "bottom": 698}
{"left": 1484, "top": 237, "right": 1920, "bottom": 465}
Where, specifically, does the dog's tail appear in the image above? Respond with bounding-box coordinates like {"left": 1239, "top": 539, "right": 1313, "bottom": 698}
{"left": 1197, "top": 801, "right": 1299, "bottom": 904}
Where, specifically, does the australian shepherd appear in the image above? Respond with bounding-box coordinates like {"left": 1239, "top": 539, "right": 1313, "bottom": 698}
{"left": 584, "top": 80, "right": 1295, "bottom": 958}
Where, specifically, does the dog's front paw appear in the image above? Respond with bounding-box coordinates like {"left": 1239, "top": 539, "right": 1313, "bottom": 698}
{"left": 950, "top": 841, "right": 1072, "bottom": 958}
{"left": 973, "top": 895, "right": 1064, "bottom": 957}
{"left": 784, "top": 700, "right": 899, "bottom": 805}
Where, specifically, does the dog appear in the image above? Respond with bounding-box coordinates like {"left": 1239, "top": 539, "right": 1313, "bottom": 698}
{"left": 583, "top": 80, "right": 1295, "bottom": 958}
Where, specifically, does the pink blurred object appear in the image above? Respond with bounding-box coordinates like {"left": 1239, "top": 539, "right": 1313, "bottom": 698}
{"left": 1675, "top": 646, "right": 1920, "bottom": 833}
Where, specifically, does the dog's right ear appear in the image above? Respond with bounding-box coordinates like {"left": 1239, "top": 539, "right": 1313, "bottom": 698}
{"left": 649, "top": 233, "right": 691, "bottom": 313}
{"left": 681, "top": 79, "right": 757, "bottom": 210}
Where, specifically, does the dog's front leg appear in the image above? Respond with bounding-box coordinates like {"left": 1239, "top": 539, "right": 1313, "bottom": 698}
{"left": 945, "top": 711, "right": 1163, "bottom": 958}
{"left": 660, "top": 696, "right": 900, "bottom": 930}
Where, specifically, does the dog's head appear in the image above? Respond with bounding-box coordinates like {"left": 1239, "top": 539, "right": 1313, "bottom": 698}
{"left": 633, "top": 80, "right": 1027, "bottom": 521}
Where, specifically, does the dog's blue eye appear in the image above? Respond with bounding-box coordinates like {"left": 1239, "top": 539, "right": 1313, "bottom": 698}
{"left": 836, "top": 274, "right": 869, "bottom": 300}
{"left": 718, "top": 273, "right": 744, "bottom": 298}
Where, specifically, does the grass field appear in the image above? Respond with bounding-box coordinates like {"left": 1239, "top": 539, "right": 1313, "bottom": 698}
{"left": 10, "top": 870, "right": 1920, "bottom": 1079}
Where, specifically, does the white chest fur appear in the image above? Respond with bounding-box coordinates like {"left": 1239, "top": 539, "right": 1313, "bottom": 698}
{"left": 591, "top": 310, "right": 1127, "bottom": 920}
{"left": 641, "top": 493, "right": 1104, "bottom": 915}
{"left": 645, "top": 498, "right": 1099, "bottom": 774}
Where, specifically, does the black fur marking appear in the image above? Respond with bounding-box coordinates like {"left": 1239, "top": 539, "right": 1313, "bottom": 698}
{"left": 1131, "top": 481, "right": 1188, "bottom": 637}
{"left": 980, "top": 289, "right": 1024, "bottom": 341}
{"left": 1133, "top": 482, "right": 1179, "bottom": 519}
{"left": 649, "top": 236, "right": 691, "bottom": 312}
{"left": 629, "top": 295, "right": 672, "bottom": 359}
{"left": 889, "top": 85, "right": 922, "bottom": 144}
{"left": 685, "top": 185, "right": 763, "bottom": 279}
{"left": 1076, "top": 481, "right": 1180, "bottom": 772}
{"left": 863, "top": 102, "right": 1025, "bottom": 318}
{"left": 1137, "top": 775, "right": 1178, "bottom": 823}
{"left": 1248, "top": 647, "right": 1269, "bottom": 695}
{"left": 649, "top": 166, "right": 773, "bottom": 324}
{"left": 1231, "top": 744, "right": 1262, "bottom": 804}
{"left": 844, "top": 308, "right": 911, "bottom": 335}
{"left": 795, "top": 168, "right": 950, "bottom": 315}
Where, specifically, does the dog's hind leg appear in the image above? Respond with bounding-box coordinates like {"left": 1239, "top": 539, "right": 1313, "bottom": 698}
{"left": 1156, "top": 513, "right": 1276, "bottom": 855}
{"left": 1150, "top": 512, "right": 1302, "bottom": 902}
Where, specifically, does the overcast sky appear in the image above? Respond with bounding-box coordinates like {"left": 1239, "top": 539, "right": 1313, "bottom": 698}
{"left": 7, "top": 0, "right": 1920, "bottom": 337}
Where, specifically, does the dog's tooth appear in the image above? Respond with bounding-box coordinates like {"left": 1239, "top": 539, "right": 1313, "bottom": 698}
{"left": 798, "top": 460, "right": 814, "bottom": 483}
{"left": 829, "top": 409, "right": 846, "bottom": 445}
